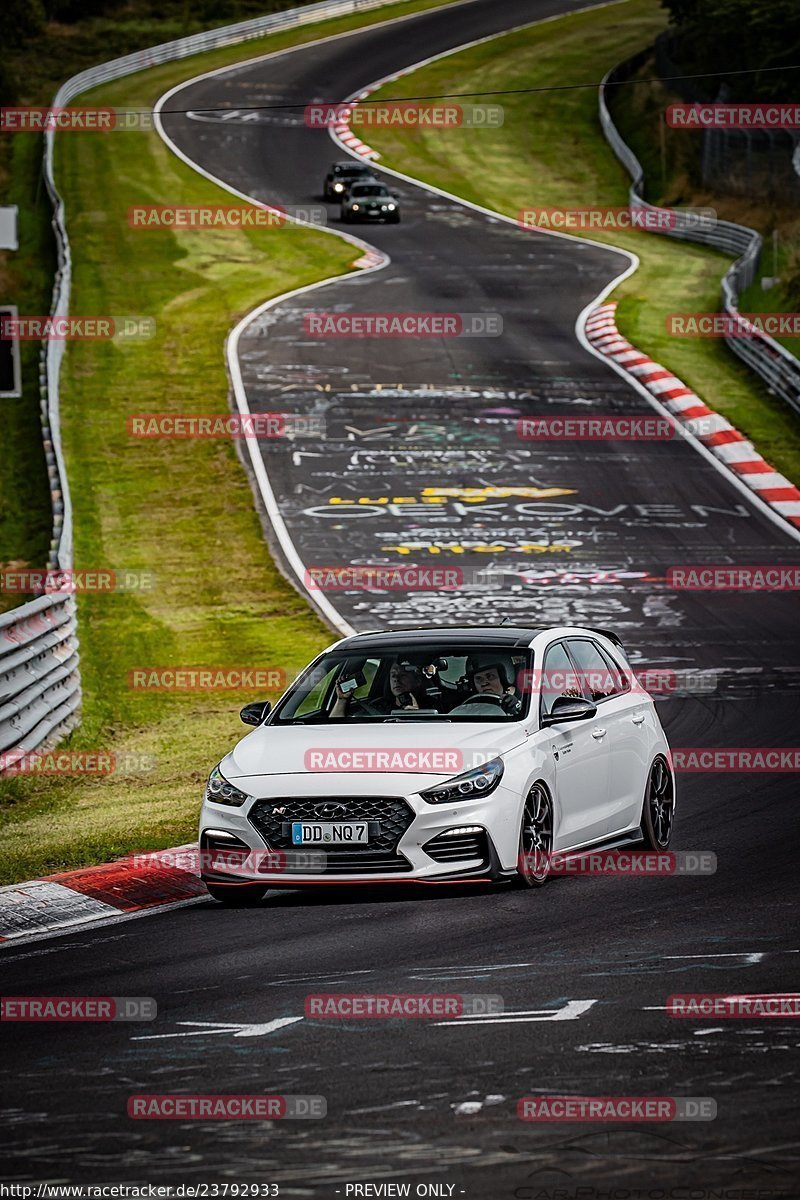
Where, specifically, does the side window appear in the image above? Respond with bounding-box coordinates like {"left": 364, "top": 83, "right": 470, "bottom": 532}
{"left": 567, "top": 639, "right": 624, "bottom": 702}
{"left": 540, "top": 643, "right": 583, "bottom": 717}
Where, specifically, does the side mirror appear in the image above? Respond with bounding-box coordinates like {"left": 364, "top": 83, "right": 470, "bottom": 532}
{"left": 240, "top": 700, "right": 271, "bottom": 726}
{"left": 541, "top": 696, "right": 597, "bottom": 727}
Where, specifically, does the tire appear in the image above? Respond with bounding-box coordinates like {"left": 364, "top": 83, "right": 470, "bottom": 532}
{"left": 204, "top": 882, "right": 267, "bottom": 906}
{"left": 516, "top": 782, "right": 553, "bottom": 888}
{"left": 639, "top": 755, "right": 675, "bottom": 850}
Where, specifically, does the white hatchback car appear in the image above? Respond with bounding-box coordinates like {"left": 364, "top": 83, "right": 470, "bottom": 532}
{"left": 199, "top": 626, "right": 675, "bottom": 904}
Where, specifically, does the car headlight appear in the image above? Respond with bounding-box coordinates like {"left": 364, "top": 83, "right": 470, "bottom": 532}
{"left": 334, "top": 183, "right": 344, "bottom": 192}
{"left": 351, "top": 203, "right": 359, "bottom": 211}
{"left": 387, "top": 203, "right": 396, "bottom": 210}
{"left": 205, "top": 764, "right": 251, "bottom": 807}
{"left": 420, "top": 758, "right": 504, "bottom": 804}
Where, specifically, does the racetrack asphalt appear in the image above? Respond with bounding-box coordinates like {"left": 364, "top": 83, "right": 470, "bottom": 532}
{"left": 2, "top": 0, "right": 798, "bottom": 1192}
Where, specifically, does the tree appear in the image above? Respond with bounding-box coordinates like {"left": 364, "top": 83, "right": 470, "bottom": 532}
{"left": 660, "top": 0, "right": 800, "bottom": 100}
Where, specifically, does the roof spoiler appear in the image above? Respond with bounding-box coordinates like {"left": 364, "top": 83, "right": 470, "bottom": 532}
{"left": 588, "top": 628, "right": 631, "bottom": 661}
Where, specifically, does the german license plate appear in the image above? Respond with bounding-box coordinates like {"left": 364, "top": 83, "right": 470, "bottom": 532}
{"left": 291, "top": 821, "right": 369, "bottom": 845}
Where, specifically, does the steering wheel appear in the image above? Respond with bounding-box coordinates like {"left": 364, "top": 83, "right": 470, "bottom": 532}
{"left": 458, "top": 693, "right": 505, "bottom": 707}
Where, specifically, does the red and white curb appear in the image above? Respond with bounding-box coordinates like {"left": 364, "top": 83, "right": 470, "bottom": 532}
{"left": 585, "top": 303, "right": 800, "bottom": 530}
{"left": 332, "top": 63, "right": 419, "bottom": 160}
{"left": 350, "top": 247, "right": 386, "bottom": 270}
{"left": 0, "top": 845, "right": 206, "bottom": 942}
{"left": 333, "top": 87, "right": 383, "bottom": 160}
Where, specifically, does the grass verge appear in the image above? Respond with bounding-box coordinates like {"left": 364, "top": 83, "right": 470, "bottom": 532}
{"left": 0, "top": 0, "right": 465, "bottom": 599}
{"left": 0, "top": 0, "right": 463, "bottom": 885}
{"left": 360, "top": 0, "right": 800, "bottom": 482}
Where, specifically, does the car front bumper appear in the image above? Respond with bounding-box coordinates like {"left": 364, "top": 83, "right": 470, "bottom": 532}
{"left": 345, "top": 209, "right": 396, "bottom": 220}
{"left": 199, "top": 770, "right": 520, "bottom": 887}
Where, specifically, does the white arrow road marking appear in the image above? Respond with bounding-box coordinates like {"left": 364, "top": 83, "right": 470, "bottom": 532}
{"left": 132, "top": 1017, "right": 303, "bottom": 1041}
{"left": 435, "top": 999, "right": 598, "bottom": 1026}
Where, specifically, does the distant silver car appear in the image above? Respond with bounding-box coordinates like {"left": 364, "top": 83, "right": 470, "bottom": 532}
{"left": 342, "top": 181, "right": 400, "bottom": 224}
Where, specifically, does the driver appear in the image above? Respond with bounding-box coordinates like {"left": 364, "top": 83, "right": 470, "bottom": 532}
{"left": 467, "top": 655, "right": 523, "bottom": 716}
{"left": 473, "top": 664, "right": 508, "bottom": 698}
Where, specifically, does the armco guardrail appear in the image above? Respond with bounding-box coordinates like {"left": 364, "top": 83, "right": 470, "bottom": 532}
{"left": 0, "top": 595, "right": 81, "bottom": 769}
{"left": 3, "top": 0, "right": 415, "bottom": 773}
{"left": 599, "top": 52, "right": 800, "bottom": 417}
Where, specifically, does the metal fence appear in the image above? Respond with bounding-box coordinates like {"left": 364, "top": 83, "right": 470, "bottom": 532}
{"left": 653, "top": 35, "right": 800, "bottom": 205}
{"left": 599, "top": 54, "right": 800, "bottom": 417}
{"left": 2, "top": 0, "right": 415, "bottom": 773}
{"left": 0, "top": 595, "right": 81, "bottom": 770}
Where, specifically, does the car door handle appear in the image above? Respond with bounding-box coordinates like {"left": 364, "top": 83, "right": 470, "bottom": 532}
{"left": 591, "top": 728, "right": 607, "bottom": 740}
{"left": 632, "top": 714, "right": 645, "bottom": 725}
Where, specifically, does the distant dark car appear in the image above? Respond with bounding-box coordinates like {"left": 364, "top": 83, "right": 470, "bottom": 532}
{"left": 342, "top": 182, "right": 400, "bottom": 224}
{"left": 323, "top": 161, "right": 378, "bottom": 200}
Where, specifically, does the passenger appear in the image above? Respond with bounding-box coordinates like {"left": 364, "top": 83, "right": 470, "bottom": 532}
{"left": 385, "top": 661, "right": 428, "bottom": 710}
{"left": 331, "top": 659, "right": 430, "bottom": 716}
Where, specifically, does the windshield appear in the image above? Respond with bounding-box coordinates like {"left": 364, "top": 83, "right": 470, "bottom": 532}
{"left": 350, "top": 185, "right": 391, "bottom": 197}
{"left": 272, "top": 644, "right": 533, "bottom": 724}
{"left": 334, "top": 165, "right": 372, "bottom": 176}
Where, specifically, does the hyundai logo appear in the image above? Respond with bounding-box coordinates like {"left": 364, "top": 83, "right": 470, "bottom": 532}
{"left": 315, "top": 802, "right": 347, "bottom": 819}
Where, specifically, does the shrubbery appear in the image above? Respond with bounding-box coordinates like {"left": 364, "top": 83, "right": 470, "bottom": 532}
{"left": 661, "top": 0, "right": 800, "bottom": 100}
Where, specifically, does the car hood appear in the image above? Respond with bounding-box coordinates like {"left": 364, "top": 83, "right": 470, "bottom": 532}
{"left": 223, "top": 720, "right": 526, "bottom": 780}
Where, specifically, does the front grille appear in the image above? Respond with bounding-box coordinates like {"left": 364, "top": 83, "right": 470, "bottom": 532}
{"left": 302, "top": 850, "right": 411, "bottom": 875}
{"left": 423, "top": 829, "right": 489, "bottom": 865}
{"left": 249, "top": 795, "right": 415, "bottom": 854}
